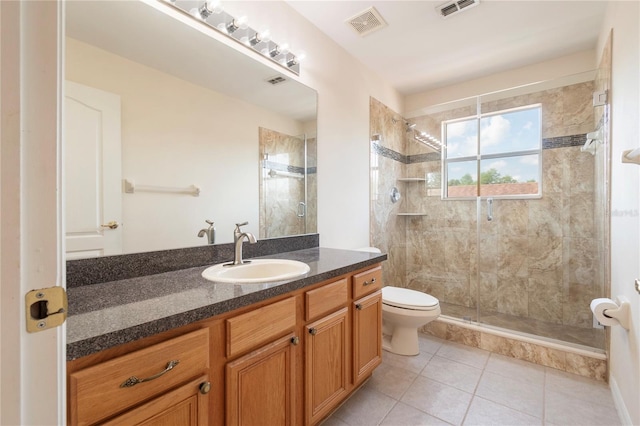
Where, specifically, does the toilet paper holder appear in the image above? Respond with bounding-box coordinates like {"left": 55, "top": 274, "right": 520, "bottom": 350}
{"left": 601, "top": 296, "right": 631, "bottom": 330}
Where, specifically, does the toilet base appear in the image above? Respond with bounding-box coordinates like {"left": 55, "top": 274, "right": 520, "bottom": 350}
{"left": 382, "top": 326, "right": 420, "bottom": 356}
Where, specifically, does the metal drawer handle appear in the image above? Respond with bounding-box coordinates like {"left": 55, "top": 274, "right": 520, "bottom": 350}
{"left": 120, "top": 360, "right": 180, "bottom": 388}
{"left": 309, "top": 328, "right": 317, "bottom": 336}
{"left": 363, "top": 278, "right": 376, "bottom": 286}
{"left": 355, "top": 304, "right": 363, "bottom": 310}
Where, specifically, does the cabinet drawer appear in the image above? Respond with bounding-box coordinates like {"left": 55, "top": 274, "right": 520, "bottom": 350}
{"left": 352, "top": 266, "right": 382, "bottom": 299}
{"left": 226, "top": 297, "right": 296, "bottom": 358}
{"left": 69, "top": 328, "right": 209, "bottom": 426}
{"left": 305, "top": 278, "right": 348, "bottom": 321}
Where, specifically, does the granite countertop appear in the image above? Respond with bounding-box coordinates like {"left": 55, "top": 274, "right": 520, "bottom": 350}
{"left": 67, "top": 247, "right": 386, "bottom": 361}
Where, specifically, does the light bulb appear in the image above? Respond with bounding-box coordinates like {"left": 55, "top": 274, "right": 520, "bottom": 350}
{"left": 226, "top": 16, "right": 248, "bottom": 33}
{"left": 207, "top": 0, "right": 224, "bottom": 14}
{"left": 236, "top": 16, "right": 249, "bottom": 30}
{"left": 198, "top": 0, "right": 222, "bottom": 19}
{"left": 258, "top": 29, "right": 271, "bottom": 44}
{"left": 278, "top": 43, "right": 290, "bottom": 55}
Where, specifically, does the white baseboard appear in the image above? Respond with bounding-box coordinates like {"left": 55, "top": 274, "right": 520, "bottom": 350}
{"left": 610, "top": 376, "right": 634, "bottom": 425}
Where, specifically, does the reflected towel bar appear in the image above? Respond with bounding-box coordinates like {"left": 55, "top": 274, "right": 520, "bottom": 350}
{"left": 123, "top": 179, "right": 200, "bottom": 196}
{"left": 267, "top": 169, "right": 304, "bottom": 179}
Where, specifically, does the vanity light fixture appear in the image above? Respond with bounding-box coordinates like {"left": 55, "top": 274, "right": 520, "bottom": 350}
{"left": 165, "top": 0, "right": 302, "bottom": 75}
{"left": 226, "top": 16, "right": 248, "bottom": 34}
{"left": 269, "top": 45, "right": 281, "bottom": 58}
{"left": 197, "top": 0, "right": 223, "bottom": 19}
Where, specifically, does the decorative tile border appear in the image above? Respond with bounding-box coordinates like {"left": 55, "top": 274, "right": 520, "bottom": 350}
{"left": 542, "top": 134, "right": 587, "bottom": 149}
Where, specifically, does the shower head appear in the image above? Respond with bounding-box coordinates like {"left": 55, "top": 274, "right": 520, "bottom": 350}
{"left": 405, "top": 122, "right": 416, "bottom": 132}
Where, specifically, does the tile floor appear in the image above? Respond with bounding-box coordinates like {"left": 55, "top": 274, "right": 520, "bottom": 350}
{"left": 322, "top": 333, "right": 621, "bottom": 426}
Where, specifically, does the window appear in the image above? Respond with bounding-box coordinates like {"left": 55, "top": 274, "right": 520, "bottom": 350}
{"left": 443, "top": 104, "right": 542, "bottom": 199}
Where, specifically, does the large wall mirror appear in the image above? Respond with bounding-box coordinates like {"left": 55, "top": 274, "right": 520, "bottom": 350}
{"left": 64, "top": 1, "right": 318, "bottom": 259}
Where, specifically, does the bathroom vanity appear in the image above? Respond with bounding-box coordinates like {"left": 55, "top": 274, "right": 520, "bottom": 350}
{"left": 66, "top": 247, "right": 385, "bottom": 425}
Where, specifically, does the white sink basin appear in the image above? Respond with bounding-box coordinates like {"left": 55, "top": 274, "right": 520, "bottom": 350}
{"left": 201, "top": 259, "right": 310, "bottom": 284}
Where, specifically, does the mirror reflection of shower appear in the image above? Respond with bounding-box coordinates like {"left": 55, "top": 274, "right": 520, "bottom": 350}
{"left": 258, "top": 128, "right": 317, "bottom": 239}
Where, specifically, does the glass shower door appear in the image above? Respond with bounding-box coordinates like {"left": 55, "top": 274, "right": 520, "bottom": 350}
{"left": 259, "top": 130, "right": 312, "bottom": 239}
{"left": 475, "top": 77, "right": 606, "bottom": 350}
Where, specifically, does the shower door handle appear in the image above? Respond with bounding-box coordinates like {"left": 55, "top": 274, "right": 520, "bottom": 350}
{"left": 297, "top": 202, "right": 306, "bottom": 218}
{"left": 487, "top": 198, "right": 493, "bottom": 222}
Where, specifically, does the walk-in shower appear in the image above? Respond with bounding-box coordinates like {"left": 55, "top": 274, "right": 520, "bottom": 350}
{"left": 370, "top": 64, "right": 611, "bottom": 353}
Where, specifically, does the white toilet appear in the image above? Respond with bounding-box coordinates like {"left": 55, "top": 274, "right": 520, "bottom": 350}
{"left": 355, "top": 247, "right": 441, "bottom": 356}
{"left": 381, "top": 286, "right": 440, "bottom": 356}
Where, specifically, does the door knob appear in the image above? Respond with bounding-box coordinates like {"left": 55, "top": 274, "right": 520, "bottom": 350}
{"left": 100, "top": 221, "right": 119, "bottom": 230}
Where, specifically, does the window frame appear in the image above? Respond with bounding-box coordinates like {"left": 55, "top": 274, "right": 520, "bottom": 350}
{"left": 442, "top": 103, "right": 543, "bottom": 200}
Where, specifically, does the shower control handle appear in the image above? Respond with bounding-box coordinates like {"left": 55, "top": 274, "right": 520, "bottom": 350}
{"left": 487, "top": 198, "right": 493, "bottom": 222}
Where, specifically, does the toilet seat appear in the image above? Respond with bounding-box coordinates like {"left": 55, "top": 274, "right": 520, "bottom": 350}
{"left": 382, "top": 286, "right": 439, "bottom": 311}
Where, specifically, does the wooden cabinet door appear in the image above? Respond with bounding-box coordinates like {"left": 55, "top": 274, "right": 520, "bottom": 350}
{"left": 305, "top": 307, "right": 349, "bottom": 425}
{"left": 353, "top": 290, "right": 382, "bottom": 384}
{"left": 102, "top": 375, "right": 210, "bottom": 426}
{"left": 226, "top": 333, "right": 297, "bottom": 426}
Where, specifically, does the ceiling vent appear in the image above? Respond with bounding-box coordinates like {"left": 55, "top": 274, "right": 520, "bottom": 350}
{"left": 437, "top": 0, "right": 479, "bottom": 18}
{"left": 346, "top": 7, "right": 387, "bottom": 37}
{"left": 266, "top": 76, "right": 287, "bottom": 85}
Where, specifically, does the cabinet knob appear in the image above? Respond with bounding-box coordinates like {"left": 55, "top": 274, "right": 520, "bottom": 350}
{"left": 199, "top": 381, "right": 211, "bottom": 395}
{"left": 363, "top": 278, "right": 376, "bottom": 286}
{"left": 309, "top": 328, "right": 317, "bottom": 336}
{"left": 355, "top": 304, "right": 363, "bottom": 310}
{"left": 290, "top": 336, "right": 300, "bottom": 346}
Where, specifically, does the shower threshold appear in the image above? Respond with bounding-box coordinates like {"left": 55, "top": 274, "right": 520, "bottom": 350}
{"left": 440, "top": 302, "right": 605, "bottom": 351}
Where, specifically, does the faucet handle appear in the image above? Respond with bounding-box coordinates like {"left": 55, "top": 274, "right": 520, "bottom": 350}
{"left": 205, "top": 219, "right": 214, "bottom": 226}
{"left": 235, "top": 221, "right": 249, "bottom": 231}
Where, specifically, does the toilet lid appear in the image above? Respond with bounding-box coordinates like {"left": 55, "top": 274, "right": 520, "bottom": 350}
{"left": 382, "top": 286, "right": 439, "bottom": 310}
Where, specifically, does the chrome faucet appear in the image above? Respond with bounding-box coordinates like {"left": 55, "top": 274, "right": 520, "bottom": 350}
{"left": 229, "top": 222, "right": 257, "bottom": 266}
{"left": 197, "top": 220, "right": 216, "bottom": 244}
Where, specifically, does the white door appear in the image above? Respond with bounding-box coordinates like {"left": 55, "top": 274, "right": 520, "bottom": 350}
{"left": 0, "top": 1, "right": 65, "bottom": 424}
{"left": 64, "top": 81, "right": 122, "bottom": 259}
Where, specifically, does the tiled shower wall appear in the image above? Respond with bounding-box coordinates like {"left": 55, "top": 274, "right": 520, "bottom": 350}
{"left": 259, "top": 127, "right": 317, "bottom": 239}
{"left": 370, "top": 79, "right": 605, "bottom": 340}
{"left": 370, "top": 99, "right": 407, "bottom": 288}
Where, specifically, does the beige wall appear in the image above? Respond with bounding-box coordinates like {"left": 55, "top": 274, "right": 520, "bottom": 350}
{"left": 599, "top": 2, "right": 640, "bottom": 425}
{"left": 405, "top": 50, "right": 597, "bottom": 115}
